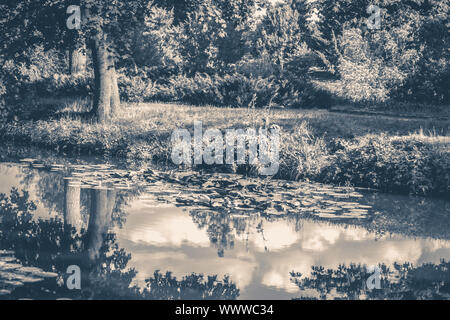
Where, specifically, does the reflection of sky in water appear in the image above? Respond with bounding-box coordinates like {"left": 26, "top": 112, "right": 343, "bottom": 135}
{"left": 0, "top": 164, "right": 59, "bottom": 219}
{"left": 114, "top": 199, "right": 450, "bottom": 299}
{"left": 1, "top": 163, "right": 450, "bottom": 300}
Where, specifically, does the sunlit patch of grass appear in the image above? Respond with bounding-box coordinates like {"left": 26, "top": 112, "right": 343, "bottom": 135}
{"left": 405, "top": 128, "right": 450, "bottom": 150}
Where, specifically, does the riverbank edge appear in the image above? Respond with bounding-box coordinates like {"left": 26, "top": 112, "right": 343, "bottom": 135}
{"left": 0, "top": 119, "right": 449, "bottom": 199}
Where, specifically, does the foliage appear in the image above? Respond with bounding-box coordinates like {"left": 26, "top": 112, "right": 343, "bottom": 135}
{"left": 0, "top": 45, "right": 67, "bottom": 120}
{"left": 179, "top": 0, "right": 228, "bottom": 75}
{"left": 116, "top": 71, "right": 280, "bottom": 108}
{"left": 2, "top": 0, "right": 448, "bottom": 112}
{"left": 324, "top": 134, "right": 450, "bottom": 196}
{"left": 167, "top": 73, "right": 280, "bottom": 108}
{"left": 319, "top": 27, "right": 409, "bottom": 103}
{"left": 39, "top": 73, "right": 93, "bottom": 97}
{"left": 129, "top": 5, "right": 184, "bottom": 78}
{"left": 292, "top": 0, "right": 449, "bottom": 104}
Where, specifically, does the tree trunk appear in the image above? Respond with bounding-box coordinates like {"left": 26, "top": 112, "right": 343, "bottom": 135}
{"left": 68, "top": 47, "right": 86, "bottom": 74}
{"left": 91, "top": 38, "right": 111, "bottom": 122}
{"left": 90, "top": 36, "right": 120, "bottom": 122}
{"left": 109, "top": 61, "right": 120, "bottom": 116}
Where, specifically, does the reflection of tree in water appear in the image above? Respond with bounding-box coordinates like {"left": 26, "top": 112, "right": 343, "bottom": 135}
{"left": 190, "top": 210, "right": 269, "bottom": 257}
{"left": 143, "top": 271, "right": 239, "bottom": 300}
{"left": 327, "top": 192, "right": 450, "bottom": 240}
{"left": 0, "top": 188, "right": 239, "bottom": 300}
{"left": 17, "top": 164, "right": 143, "bottom": 228}
{"left": 291, "top": 261, "right": 450, "bottom": 300}
{"left": 0, "top": 188, "right": 83, "bottom": 266}
{"left": 15, "top": 166, "right": 64, "bottom": 215}
{"left": 36, "top": 172, "right": 66, "bottom": 215}
{"left": 191, "top": 210, "right": 237, "bottom": 257}
{"left": 190, "top": 209, "right": 304, "bottom": 257}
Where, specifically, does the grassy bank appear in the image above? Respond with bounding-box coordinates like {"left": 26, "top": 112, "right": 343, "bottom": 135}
{"left": 1, "top": 102, "right": 449, "bottom": 197}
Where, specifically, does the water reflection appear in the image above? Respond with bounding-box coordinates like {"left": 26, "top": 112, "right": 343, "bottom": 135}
{"left": 0, "top": 186, "right": 239, "bottom": 300}
{"left": 0, "top": 161, "right": 450, "bottom": 300}
{"left": 291, "top": 261, "right": 450, "bottom": 300}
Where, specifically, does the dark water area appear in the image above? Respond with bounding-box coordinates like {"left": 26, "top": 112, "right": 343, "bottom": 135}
{"left": 0, "top": 150, "right": 449, "bottom": 300}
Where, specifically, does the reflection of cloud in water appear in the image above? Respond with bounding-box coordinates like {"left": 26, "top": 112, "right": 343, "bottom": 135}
{"left": 250, "top": 221, "right": 300, "bottom": 252}
{"left": 126, "top": 249, "right": 257, "bottom": 290}
{"left": 300, "top": 225, "right": 342, "bottom": 252}
{"left": 0, "top": 164, "right": 58, "bottom": 219}
{"left": 260, "top": 258, "right": 313, "bottom": 294}
{"left": 121, "top": 201, "right": 210, "bottom": 247}
{"left": 262, "top": 271, "right": 288, "bottom": 291}
{"left": 340, "top": 227, "right": 372, "bottom": 241}
{"left": 115, "top": 203, "right": 450, "bottom": 299}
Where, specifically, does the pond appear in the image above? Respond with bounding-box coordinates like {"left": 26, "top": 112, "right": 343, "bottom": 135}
{"left": 0, "top": 153, "right": 449, "bottom": 300}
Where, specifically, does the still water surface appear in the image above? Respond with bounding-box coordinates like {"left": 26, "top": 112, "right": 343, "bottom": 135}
{"left": 0, "top": 158, "right": 449, "bottom": 300}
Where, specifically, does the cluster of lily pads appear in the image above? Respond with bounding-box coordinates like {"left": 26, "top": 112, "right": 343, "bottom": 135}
{"left": 142, "top": 171, "right": 374, "bottom": 220}
{"left": 18, "top": 158, "right": 146, "bottom": 190}
{"left": 17, "top": 158, "right": 374, "bottom": 220}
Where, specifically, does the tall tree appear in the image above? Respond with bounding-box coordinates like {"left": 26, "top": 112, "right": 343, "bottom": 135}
{"left": 290, "top": 0, "right": 449, "bottom": 104}
{"left": 0, "top": 0, "right": 149, "bottom": 122}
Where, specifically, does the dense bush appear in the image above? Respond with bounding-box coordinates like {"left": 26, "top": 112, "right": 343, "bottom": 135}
{"left": 36, "top": 73, "right": 93, "bottom": 97}
{"left": 117, "top": 69, "right": 155, "bottom": 102}
{"left": 0, "top": 45, "right": 70, "bottom": 119}
{"left": 293, "top": 0, "right": 449, "bottom": 105}
{"left": 167, "top": 73, "right": 281, "bottom": 108}
{"left": 277, "top": 122, "right": 330, "bottom": 180}
{"left": 322, "top": 135, "right": 450, "bottom": 197}
{"left": 130, "top": 5, "right": 184, "bottom": 78}
{"left": 320, "top": 28, "right": 407, "bottom": 104}
{"left": 111, "top": 0, "right": 333, "bottom": 108}
{"left": 116, "top": 71, "right": 282, "bottom": 108}
{"left": 0, "top": 59, "right": 42, "bottom": 120}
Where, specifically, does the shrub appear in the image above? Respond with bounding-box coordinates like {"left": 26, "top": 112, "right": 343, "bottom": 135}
{"left": 0, "top": 45, "right": 79, "bottom": 120}
{"left": 316, "top": 28, "right": 408, "bottom": 104}
{"left": 160, "top": 73, "right": 281, "bottom": 108}
{"left": 216, "top": 74, "right": 279, "bottom": 108}
{"left": 117, "top": 69, "right": 155, "bottom": 103}
{"left": 36, "top": 73, "right": 93, "bottom": 97}
{"left": 278, "top": 122, "right": 330, "bottom": 180}
{"left": 323, "top": 135, "right": 450, "bottom": 196}
{"left": 167, "top": 73, "right": 221, "bottom": 105}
